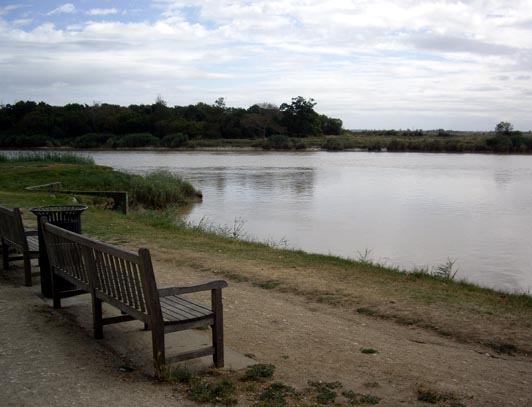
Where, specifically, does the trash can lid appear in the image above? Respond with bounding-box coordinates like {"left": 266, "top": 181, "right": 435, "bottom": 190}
{"left": 30, "top": 205, "right": 88, "bottom": 215}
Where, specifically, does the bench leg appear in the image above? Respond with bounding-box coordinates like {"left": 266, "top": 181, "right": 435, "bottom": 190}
{"left": 151, "top": 328, "right": 165, "bottom": 378}
{"left": 2, "top": 241, "right": 8, "bottom": 270}
{"left": 212, "top": 288, "right": 224, "bottom": 368}
{"left": 50, "top": 271, "right": 61, "bottom": 309}
{"left": 93, "top": 296, "right": 103, "bottom": 339}
{"left": 23, "top": 252, "right": 32, "bottom": 287}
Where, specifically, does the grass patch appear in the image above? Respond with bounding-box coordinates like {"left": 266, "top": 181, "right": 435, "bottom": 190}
{"left": 360, "top": 348, "right": 378, "bottom": 354}
{"left": 342, "top": 390, "right": 381, "bottom": 405}
{"left": 417, "top": 385, "right": 456, "bottom": 404}
{"left": 242, "top": 364, "right": 276, "bottom": 381}
{"left": 356, "top": 307, "right": 377, "bottom": 316}
{"left": 308, "top": 381, "right": 343, "bottom": 405}
{"left": 253, "top": 280, "right": 281, "bottom": 290}
{"left": 0, "top": 159, "right": 199, "bottom": 209}
{"left": 257, "top": 382, "right": 297, "bottom": 407}
{"left": 0, "top": 151, "right": 95, "bottom": 165}
{"left": 188, "top": 378, "right": 238, "bottom": 406}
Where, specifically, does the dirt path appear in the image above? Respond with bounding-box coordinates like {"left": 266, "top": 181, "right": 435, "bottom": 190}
{"left": 0, "top": 276, "right": 191, "bottom": 407}
{"left": 149, "top": 252, "right": 532, "bottom": 407}
{"left": 2, "top": 242, "right": 531, "bottom": 406}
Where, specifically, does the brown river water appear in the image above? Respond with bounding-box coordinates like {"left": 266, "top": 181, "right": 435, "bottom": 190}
{"left": 74, "top": 150, "right": 532, "bottom": 293}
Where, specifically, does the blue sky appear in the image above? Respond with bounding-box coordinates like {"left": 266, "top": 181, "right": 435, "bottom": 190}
{"left": 1, "top": 0, "right": 531, "bottom": 130}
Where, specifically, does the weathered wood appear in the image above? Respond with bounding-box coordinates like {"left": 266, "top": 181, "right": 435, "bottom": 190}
{"left": 41, "top": 220, "right": 228, "bottom": 373}
{"left": 0, "top": 206, "right": 40, "bottom": 286}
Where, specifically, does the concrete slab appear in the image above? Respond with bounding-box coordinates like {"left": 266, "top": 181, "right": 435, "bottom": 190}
{"left": 40, "top": 292, "right": 255, "bottom": 376}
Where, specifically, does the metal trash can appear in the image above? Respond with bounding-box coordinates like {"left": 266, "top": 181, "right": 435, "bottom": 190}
{"left": 30, "top": 205, "right": 88, "bottom": 297}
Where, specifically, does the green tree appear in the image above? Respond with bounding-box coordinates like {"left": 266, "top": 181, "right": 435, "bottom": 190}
{"left": 495, "top": 121, "right": 514, "bottom": 136}
{"left": 280, "top": 96, "right": 322, "bottom": 137}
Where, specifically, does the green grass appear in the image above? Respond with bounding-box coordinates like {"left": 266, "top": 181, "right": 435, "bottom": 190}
{"left": 0, "top": 151, "right": 95, "bottom": 165}
{"left": 0, "top": 158, "right": 199, "bottom": 209}
{"left": 242, "top": 364, "right": 276, "bottom": 381}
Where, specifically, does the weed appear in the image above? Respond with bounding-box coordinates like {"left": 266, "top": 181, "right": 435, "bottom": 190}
{"left": 357, "top": 248, "right": 374, "bottom": 265}
{"left": 258, "top": 382, "right": 297, "bottom": 407}
{"left": 254, "top": 280, "right": 281, "bottom": 290}
{"left": 417, "top": 385, "right": 452, "bottom": 404}
{"left": 308, "top": 381, "right": 342, "bottom": 405}
{"left": 434, "top": 258, "right": 459, "bottom": 280}
{"left": 188, "top": 378, "right": 237, "bottom": 406}
{"left": 160, "top": 364, "right": 194, "bottom": 383}
{"left": 242, "top": 364, "right": 276, "bottom": 381}
{"left": 356, "top": 307, "right": 377, "bottom": 316}
{"left": 360, "top": 348, "right": 378, "bottom": 354}
{"left": 487, "top": 341, "right": 518, "bottom": 355}
{"left": 342, "top": 390, "right": 381, "bottom": 405}
{"left": 410, "top": 265, "right": 431, "bottom": 276}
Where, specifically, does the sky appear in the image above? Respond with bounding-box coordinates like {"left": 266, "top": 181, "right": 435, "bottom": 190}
{"left": 0, "top": 0, "right": 531, "bottom": 130}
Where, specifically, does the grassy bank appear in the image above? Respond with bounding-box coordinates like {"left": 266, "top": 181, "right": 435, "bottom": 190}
{"left": 0, "top": 152, "right": 199, "bottom": 209}
{"left": 1, "top": 155, "right": 531, "bottom": 358}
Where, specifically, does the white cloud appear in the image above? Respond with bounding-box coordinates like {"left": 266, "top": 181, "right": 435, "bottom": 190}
{"left": 1, "top": 0, "right": 532, "bottom": 129}
{"left": 87, "top": 8, "right": 119, "bottom": 16}
{"left": 47, "top": 3, "right": 76, "bottom": 16}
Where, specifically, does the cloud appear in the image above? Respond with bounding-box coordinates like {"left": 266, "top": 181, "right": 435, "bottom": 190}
{"left": 87, "top": 8, "right": 119, "bottom": 16}
{"left": 1, "top": 0, "right": 532, "bottom": 130}
{"left": 47, "top": 3, "right": 76, "bottom": 16}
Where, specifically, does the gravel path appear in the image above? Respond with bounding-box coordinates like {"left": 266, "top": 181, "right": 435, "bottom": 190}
{"left": 0, "top": 275, "right": 190, "bottom": 407}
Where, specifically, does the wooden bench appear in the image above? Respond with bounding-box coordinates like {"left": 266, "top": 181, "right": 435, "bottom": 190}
{"left": 41, "top": 220, "right": 228, "bottom": 373}
{"left": 0, "top": 206, "right": 39, "bottom": 286}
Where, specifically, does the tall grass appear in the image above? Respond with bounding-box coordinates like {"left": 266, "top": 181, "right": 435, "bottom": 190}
{"left": 0, "top": 154, "right": 199, "bottom": 209}
{"left": 0, "top": 152, "right": 95, "bottom": 165}
{"left": 129, "top": 170, "right": 198, "bottom": 209}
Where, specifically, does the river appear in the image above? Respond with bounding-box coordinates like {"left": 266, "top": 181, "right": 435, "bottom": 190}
{"left": 64, "top": 151, "right": 532, "bottom": 292}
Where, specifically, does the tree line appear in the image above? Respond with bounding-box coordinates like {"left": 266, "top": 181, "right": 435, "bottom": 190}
{"left": 0, "top": 96, "right": 343, "bottom": 148}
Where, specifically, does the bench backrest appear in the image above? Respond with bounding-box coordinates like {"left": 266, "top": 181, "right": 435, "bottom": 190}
{"left": 42, "top": 222, "right": 90, "bottom": 290}
{"left": 0, "top": 206, "right": 28, "bottom": 251}
{"left": 42, "top": 222, "right": 161, "bottom": 324}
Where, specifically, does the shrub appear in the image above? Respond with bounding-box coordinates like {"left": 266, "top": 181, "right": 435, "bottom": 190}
{"left": 71, "top": 133, "right": 112, "bottom": 148}
{"left": 242, "top": 364, "right": 276, "bottom": 381}
{"left": 323, "top": 137, "right": 345, "bottom": 151}
{"left": 129, "top": 170, "right": 198, "bottom": 209}
{"left": 161, "top": 132, "right": 189, "bottom": 148}
{"left": 114, "top": 133, "right": 160, "bottom": 148}
{"left": 264, "top": 134, "right": 293, "bottom": 150}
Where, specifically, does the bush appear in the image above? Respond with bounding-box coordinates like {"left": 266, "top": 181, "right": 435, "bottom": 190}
{"left": 0, "top": 134, "right": 53, "bottom": 148}
{"left": 113, "top": 133, "right": 160, "bottom": 148}
{"left": 323, "top": 137, "right": 345, "bottom": 151}
{"left": 161, "top": 133, "right": 189, "bottom": 148}
{"left": 129, "top": 170, "right": 198, "bottom": 209}
{"left": 264, "top": 134, "right": 293, "bottom": 150}
{"left": 71, "top": 133, "right": 112, "bottom": 148}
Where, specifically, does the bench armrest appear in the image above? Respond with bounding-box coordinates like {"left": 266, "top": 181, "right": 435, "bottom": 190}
{"left": 158, "top": 280, "right": 228, "bottom": 297}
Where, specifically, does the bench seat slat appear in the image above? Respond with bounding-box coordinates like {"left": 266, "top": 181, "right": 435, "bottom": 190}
{"left": 26, "top": 235, "right": 39, "bottom": 252}
{"left": 160, "top": 296, "right": 212, "bottom": 320}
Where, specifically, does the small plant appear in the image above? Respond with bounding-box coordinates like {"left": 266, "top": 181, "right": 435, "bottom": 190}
{"left": 356, "top": 307, "right": 377, "bottom": 316}
{"left": 357, "top": 248, "right": 374, "bottom": 265}
{"left": 360, "top": 348, "right": 378, "bottom": 354}
{"left": 342, "top": 390, "right": 381, "bottom": 405}
{"left": 164, "top": 364, "right": 194, "bottom": 383}
{"left": 258, "top": 382, "right": 297, "bottom": 407}
{"left": 417, "top": 385, "right": 451, "bottom": 404}
{"left": 308, "top": 381, "right": 343, "bottom": 405}
{"left": 433, "top": 258, "right": 459, "bottom": 280}
{"left": 254, "top": 280, "right": 281, "bottom": 290}
{"left": 188, "top": 378, "right": 238, "bottom": 406}
{"left": 242, "top": 364, "right": 276, "bottom": 381}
